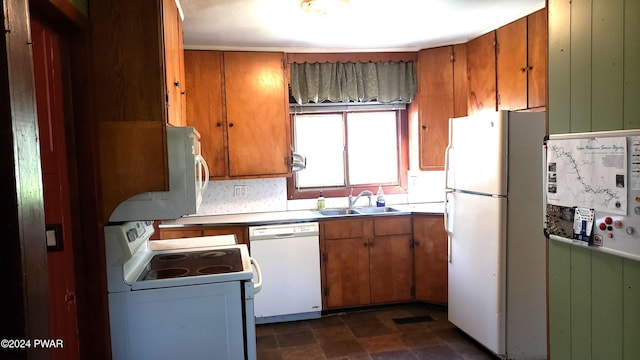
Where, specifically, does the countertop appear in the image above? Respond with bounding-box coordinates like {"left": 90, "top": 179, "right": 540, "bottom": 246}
{"left": 160, "top": 202, "right": 444, "bottom": 228}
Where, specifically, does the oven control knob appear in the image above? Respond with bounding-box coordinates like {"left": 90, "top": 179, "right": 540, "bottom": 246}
{"left": 614, "top": 221, "right": 623, "bottom": 229}
{"left": 599, "top": 223, "right": 607, "bottom": 230}
{"left": 604, "top": 217, "right": 613, "bottom": 225}
{"left": 607, "top": 233, "right": 614, "bottom": 239}
{"left": 626, "top": 226, "right": 635, "bottom": 235}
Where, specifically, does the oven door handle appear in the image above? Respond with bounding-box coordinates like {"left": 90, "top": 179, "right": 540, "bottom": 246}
{"left": 250, "top": 257, "right": 263, "bottom": 294}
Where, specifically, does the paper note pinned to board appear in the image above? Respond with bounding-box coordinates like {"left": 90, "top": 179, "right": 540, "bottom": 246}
{"left": 547, "top": 137, "right": 627, "bottom": 215}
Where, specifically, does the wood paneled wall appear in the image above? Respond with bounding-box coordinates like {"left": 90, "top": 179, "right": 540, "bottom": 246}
{"left": 548, "top": 0, "right": 640, "bottom": 359}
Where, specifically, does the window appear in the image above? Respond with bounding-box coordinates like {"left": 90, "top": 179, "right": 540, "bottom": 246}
{"left": 288, "top": 109, "right": 408, "bottom": 199}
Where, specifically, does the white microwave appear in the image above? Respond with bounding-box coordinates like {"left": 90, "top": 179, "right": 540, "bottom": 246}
{"left": 109, "top": 127, "right": 209, "bottom": 222}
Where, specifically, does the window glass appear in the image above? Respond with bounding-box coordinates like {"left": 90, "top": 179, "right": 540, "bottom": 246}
{"left": 347, "top": 112, "right": 398, "bottom": 185}
{"left": 293, "top": 110, "right": 400, "bottom": 190}
{"left": 294, "top": 114, "right": 345, "bottom": 188}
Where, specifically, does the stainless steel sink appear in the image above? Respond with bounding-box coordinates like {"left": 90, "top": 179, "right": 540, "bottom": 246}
{"left": 316, "top": 208, "right": 359, "bottom": 216}
{"left": 353, "top": 207, "right": 399, "bottom": 214}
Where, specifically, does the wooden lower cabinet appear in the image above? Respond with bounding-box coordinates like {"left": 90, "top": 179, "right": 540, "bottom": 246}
{"left": 157, "top": 225, "right": 248, "bottom": 245}
{"left": 369, "top": 234, "right": 413, "bottom": 303}
{"left": 321, "top": 216, "right": 414, "bottom": 309}
{"left": 324, "top": 237, "right": 371, "bottom": 308}
{"left": 413, "top": 215, "right": 448, "bottom": 304}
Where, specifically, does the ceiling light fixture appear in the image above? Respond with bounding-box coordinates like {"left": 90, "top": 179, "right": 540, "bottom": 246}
{"left": 300, "top": 0, "right": 350, "bottom": 15}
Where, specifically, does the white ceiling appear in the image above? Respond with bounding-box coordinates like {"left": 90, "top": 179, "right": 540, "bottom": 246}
{"left": 180, "top": 0, "right": 545, "bottom": 52}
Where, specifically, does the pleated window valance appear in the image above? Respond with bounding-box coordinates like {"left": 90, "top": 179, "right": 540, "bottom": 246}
{"left": 290, "top": 61, "right": 417, "bottom": 105}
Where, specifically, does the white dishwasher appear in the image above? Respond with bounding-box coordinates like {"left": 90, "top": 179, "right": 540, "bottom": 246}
{"left": 249, "top": 222, "right": 321, "bottom": 324}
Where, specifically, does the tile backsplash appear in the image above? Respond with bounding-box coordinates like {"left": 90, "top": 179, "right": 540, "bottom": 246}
{"left": 196, "top": 171, "right": 445, "bottom": 216}
{"left": 197, "top": 178, "right": 288, "bottom": 215}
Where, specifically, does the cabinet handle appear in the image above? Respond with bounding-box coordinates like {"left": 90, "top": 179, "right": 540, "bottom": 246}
{"left": 229, "top": 122, "right": 234, "bottom": 128}
{"left": 216, "top": 122, "right": 222, "bottom": 127}
{"left": 363, "top": 242, "right": 369, "bottom": 247}
{"left": 421, "top": 125, "right": 427, "bottom": 130}
{"left": 520, "top": 67, "right": 527, "bottom": 73}
{"left": 174, "top": 81, "right": 180, "bottom": 87}
{"left": 528, "top": 65, "right": 534, "bottom": 71}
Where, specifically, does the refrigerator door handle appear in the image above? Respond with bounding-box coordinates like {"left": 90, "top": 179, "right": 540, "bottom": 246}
{"left": 444, "top": 190, "right": 453, "bottom": 262}
{"left": 444, "top": 143, "right": 453, "bottom": 190}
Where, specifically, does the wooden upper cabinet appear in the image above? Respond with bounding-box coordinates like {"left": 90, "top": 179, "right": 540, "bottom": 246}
{"left": 184, "top": 51, "right": 291, "bottom": 179}
{"left": 467, "top": 31, "right": 497, "bottom": 115}
{"left": 453, "top": 43, "right": 469, "bottom": 118}
{"left": 497, "top": 8, "right": 548, "bottom": 111}
{"left": 162, "top": 0, "right": 185, "bottom": 126}
{"left": 91, "top": 0, "right": 185, "bottom": 220}
{"left": 527, "top": 8, "right": 547, "bottom": 109}
{"left": 224, "top": 52, "right": 290, "bottom": 177}
{"left": 418, "top": 46, "right": 454, "bottom": 170}
{"left": 497, "top": 17, "right": 528, "bottom": 111}
{"left": 184, "top": 50, "right": 227, "bottom": 178}
{"left": 417, "top": 44, "right": 467, "bottom": 171}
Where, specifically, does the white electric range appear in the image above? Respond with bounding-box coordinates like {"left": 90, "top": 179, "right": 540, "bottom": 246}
{"left": 104, "top": 221, "right": 262, "bottom": 360}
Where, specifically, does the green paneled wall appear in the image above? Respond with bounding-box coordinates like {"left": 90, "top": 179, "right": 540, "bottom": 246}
{"left": 548, "top": 0, "right": 640, "bottom": 358}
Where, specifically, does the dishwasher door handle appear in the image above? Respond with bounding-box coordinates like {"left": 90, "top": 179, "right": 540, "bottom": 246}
{"left": 274, "top": 233, "right": 296, "bottom": 238}
{"left": 250, "top": 257, "right": 263, "bottom": 294}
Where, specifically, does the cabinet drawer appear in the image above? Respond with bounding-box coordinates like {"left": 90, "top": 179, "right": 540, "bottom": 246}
{"left": 374, "top": 216, "right": 412, "bottom": 236}
{"left": 322, "top": 219, "right": 366, "bottom": 240}
{"left": 159, "top": 228, "right": 203, "bottom": 239}
{"left": 203, "top": 226, "right": 248, "bottom": 245}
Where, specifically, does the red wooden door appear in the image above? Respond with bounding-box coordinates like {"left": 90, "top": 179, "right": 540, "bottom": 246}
{"left": 31, "top": 16, "right": 80, "bottom": 360}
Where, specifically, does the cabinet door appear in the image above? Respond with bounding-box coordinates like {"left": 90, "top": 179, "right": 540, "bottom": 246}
{"left": 418, "top": 47, "right": 454, "bottom": 170}
{"left": 91, "top": 0, "right": 169, "bottom": 220}
{"left": 184, "top": 51, "right": 227, "bottom": 178}
{"left": 324, "top": 238, "right": 371, "bottom": 308}
{"left": 224, "top": 52, "right": 290, "bottom": 177}
{"left": 203, "top": 226, "right": 249, "bottom": 245}
{"left": 369, "top": 234, "right": 413, "bottom": 304}
{"left": 497, "top": 17, "right": 528, "bottom": 111}
{"left": 527, "top": 8, "right": 547, "bottom": 109}
{"left": 162, "top": 0, "right": 184, "bottom": 126}
{"left": 453, "top": 43, "right": 468, "bottom": 118}
{"left": 177, "top": 8, "right": 187, "bottom": 124}
{"left": 467, "top": 31, "right": 497, "bottom": 114}
{"left": 413, "top": 216, "right": 447, "bottom": 304}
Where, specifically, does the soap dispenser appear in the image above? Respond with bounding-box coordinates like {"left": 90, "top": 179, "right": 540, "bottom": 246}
{"left": 376, "top": 186, "right": 386, "bottom": 207}
{"left": 317, "top": 191, "right": 325, "bottom": 210}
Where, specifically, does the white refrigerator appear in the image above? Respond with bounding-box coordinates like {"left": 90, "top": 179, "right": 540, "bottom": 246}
{"left": 444, "top": 110, "right": 547, "bottom": 359}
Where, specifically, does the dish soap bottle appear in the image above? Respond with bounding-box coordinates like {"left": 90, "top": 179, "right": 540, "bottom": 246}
{"left": 317, "top": 191, "right": 325, "bottom": 210}
{"left": 376, "top": 186, "right": 386, "bottom": 207}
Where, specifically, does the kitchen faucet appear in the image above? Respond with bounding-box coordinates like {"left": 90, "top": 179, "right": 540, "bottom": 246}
{"left": 348, "top": 188, "right": 373, "bottom": 208}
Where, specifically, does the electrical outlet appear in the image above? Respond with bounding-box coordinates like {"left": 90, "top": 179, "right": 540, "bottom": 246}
{"left": 234, "top": 185, "right": 247, "bottom": 197}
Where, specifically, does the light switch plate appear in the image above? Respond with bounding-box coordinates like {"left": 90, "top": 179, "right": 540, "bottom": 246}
{"left": 234, "top": 185, "right": 247, "bottom": 197}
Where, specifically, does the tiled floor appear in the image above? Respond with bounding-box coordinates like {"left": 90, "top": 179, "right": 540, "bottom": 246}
{"left": 255, "top": 303, "right": 499, "bottom": 360}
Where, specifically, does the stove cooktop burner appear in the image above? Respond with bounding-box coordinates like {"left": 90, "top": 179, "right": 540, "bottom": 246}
{"left": 157, "top": 254, "right": 188, "bottom": 261}
{"left": 198, "top": 251, "right": 227, "bottom": 259}
{"left": 143, "top": 268, "right": 190, "bottom": 280}
{"left": 198, "top": 265, "right": 234, "bottom": 275}
{"left": 137, "top": 248, "right": 244, "bottom": 281}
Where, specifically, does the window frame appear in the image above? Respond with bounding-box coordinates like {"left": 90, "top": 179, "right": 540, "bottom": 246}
{"left": 286, "top": 108, "right": 409, "bottom": 200}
